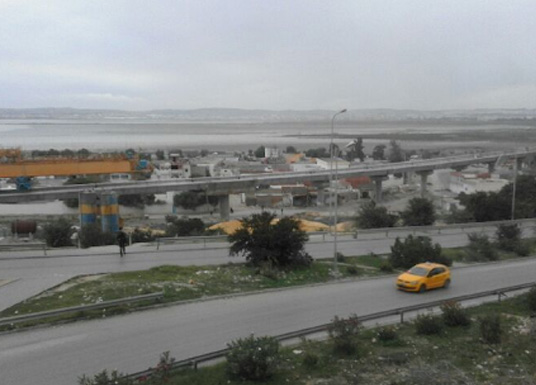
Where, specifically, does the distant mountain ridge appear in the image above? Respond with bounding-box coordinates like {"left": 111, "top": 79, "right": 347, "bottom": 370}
{"left": 1, "top": 107, "right": 536, "bottom": 123}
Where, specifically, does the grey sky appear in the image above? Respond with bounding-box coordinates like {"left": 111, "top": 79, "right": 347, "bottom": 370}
{"left": 1, "top": 0, "right": 535, "bottom": 111}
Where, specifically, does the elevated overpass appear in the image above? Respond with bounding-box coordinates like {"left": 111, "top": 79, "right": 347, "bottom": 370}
{"left": 0, "top": 150, "right": 534, "bottom": 218}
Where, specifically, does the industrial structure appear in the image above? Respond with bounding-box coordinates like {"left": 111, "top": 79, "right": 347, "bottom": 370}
{"left": 0, "top": 148, "right": 152, "bottom": 190}
{"left": 79, "top": 191, "right": 121, "bottom": 233}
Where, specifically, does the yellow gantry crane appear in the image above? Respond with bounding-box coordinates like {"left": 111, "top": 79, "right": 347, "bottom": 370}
{"left": 0, "top": 148, "right": 152, "bottom": 190}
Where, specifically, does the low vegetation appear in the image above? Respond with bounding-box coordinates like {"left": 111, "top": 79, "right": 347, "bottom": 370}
{"left": 42, "top": 218, "right": 74, "bottom": 247}
{"left": 79, "top": 292, "right": 536, "bottom": 384}
{"left": 389, "top": 235, "right": 451, "bottom": 269}
{"left": 355, "top": 200, "right": 398, "bottom": 229}
{"left": 79, "top": 223, "right": 116, "bottom": 248}
{"left": 226, "top": 335, "right": 280, "bottom": 381}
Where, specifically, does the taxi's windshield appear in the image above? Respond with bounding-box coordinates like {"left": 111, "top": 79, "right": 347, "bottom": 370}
{"left": 407, "top": 266, "right": 429, "bottom": 277}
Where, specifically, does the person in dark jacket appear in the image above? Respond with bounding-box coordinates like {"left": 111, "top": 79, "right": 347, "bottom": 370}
{"left": 117, "top": 228, "right": 127, "bottom": 256}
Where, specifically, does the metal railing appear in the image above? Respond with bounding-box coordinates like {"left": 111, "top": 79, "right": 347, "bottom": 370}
{"left": 151, "top": 218, "right": 536, "bottom": 250}
{"left": 0, "top": 242, "right": 48, "bottom": 255}
{"left": 155, "top": 235, "right": 227, "bottom": 250}
{"left": 0, "top": 292, "right": 164, "bottom": 327}
{"left": 124, "top": 281, "right": 536, "bottom": 381}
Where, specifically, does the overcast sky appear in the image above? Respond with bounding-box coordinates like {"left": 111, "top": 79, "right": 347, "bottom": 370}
{"left": 1, "top": 1, "right": 536, "bottom": 111}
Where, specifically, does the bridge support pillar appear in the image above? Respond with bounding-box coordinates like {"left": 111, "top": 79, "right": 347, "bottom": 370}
{"left": 417, "top": 170, "right": 433, "bottom": 198}
{"left": 371, "top": 176, "right": 387, "bottom": 203}
{"left": 219, "top": 194, "right": 230, "bottom": 221}
{"left": 516, "top": 157, "right": 524, "bottom": 170}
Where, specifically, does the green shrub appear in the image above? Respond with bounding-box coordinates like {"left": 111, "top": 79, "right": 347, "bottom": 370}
{"left": 150, "top": 351, "right": 175, "bottom": 384}
{"left": 389, "top": 235, "right": 447, "bottom": 269}
{"left": 466, "top": 233, "right": 498, "bottom": 262}
{"left": 328, "top": 314, "right": 361, "bottom": 356}
{"left": 356, "top": 201, "right": 398, "bottom": 229}
{"left": 228, "top": 212, "right": 311, "bottom": 269}
{"left": 336, "top": 252, "right": 345, "bottom": 263}
{"left": 527, "top": 287, "right": 536, "bottom": 312}
{"left": 496, "top": 223, "right": 522, "bottom": 252}
{"left": 479, "top": 314, "right": 502, "bottom": 344}
{"left": 377, "top": 326, "right": 398, "bottom": 342}
{"left": 346, "top": 265, "right": 359, "bottom": 276}
{"left": 440, "top": 301, "right": 471, "bottom": 327}
{"left": 379, "top": 260, "right": 394, "bottom": 272}
{"left": 414, "top": 313, "right": 443, "bottom": 335}
{"left": 78, "top": 370, "right": 133, "bottom": 385}
{"left": 431, "top": 253, "right": 453, "bottom": 267}
{"left": 79, "top": 224, "right": 116, "bottom": 248}
{"left": 42, "top": 218, "right": 74, "bottom": 247}
{"left": 173, "top": 191, "right": 218, "bottom": 210}
{"left": 165, "top": 216, "right": 206, "bottom": 237}
{"left": 302, "top": 352, "right": 319, "bottom": 368}
{"left": 62, "top": 197, "right": 79, "bottom": 208}
{"left": 118, "top": 194, "right": 155, "bottom": 208}
{"left": 513, "top": 241, "right": 531, "bottom": 257}
{"left": 225, "top": 335, "right": 280, "bottom": 381}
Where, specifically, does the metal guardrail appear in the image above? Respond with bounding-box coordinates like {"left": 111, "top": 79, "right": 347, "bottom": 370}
{"left": 321, "top": 217, "right": 536, "bottom": 241}
{"left": 155, "top": 235, "right": 227, "bottom": 250}
{"left": 124, "top": 281, "right": 536, "bottom": 381}
{"left": 0, "top": 242, "right": 48, "bottom": 255}
{"left": 0, "top": 292, "right": 164, "bottom": 327}
{"left": 150, "top": 218, "right": 536, "bottom": 250}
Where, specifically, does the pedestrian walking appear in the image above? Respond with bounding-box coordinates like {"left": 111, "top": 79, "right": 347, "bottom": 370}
{"left": 117, "top": 228, "right": 127, "bottom": 257}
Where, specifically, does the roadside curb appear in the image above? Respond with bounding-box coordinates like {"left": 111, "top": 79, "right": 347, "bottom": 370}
{"left": 0, "top": 278, "right": 19, "bottom": 289}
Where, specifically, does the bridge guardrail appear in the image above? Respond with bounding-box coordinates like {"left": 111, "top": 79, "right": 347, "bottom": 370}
{"left": 0, "top": 292, "right": 164, "bottom": 327}
{"left": 0, "top": 242, "right": 48, "bottom": 255}
{"left": 3, "top": 149, "right": 535, "bottom": 202}
{"left": 122, "top": 281, "right": 536, "bottom": 381}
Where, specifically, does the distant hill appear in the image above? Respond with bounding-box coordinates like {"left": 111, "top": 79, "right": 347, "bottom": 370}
{"left": 1, "top": 107, "right": 536, "bottom": 123}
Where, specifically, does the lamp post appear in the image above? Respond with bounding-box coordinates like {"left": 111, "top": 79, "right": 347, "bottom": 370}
{"left": 511, "top": 151, "right": 519, "bottom": 221}
{"left": 330, "top": 108, "right": 347, "bottom": 274}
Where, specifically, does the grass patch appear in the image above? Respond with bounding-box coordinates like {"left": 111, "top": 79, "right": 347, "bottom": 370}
{"left": 345, "top": 253, "right": 387, "bottom": 269}
{"left": 0, "top": 259, "right": 380, "bottom": 324}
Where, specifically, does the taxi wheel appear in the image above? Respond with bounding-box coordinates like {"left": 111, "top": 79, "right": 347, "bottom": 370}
{"left": 418, "top": 284, "right": 426, "bottom": 293}
{"left": 443, "top": 279, "right": 451, "bottom": 289}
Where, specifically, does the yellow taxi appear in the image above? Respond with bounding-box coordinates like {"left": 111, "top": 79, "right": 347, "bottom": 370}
{"left": 396, "top": 262, "right": 451, "bottom": 293}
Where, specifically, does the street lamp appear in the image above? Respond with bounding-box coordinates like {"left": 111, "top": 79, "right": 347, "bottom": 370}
{"left": 511, "top": 151, "right": 519, "bottom": 221}
{"left": 330, "top": 108, "right": 347, "bottom": 274}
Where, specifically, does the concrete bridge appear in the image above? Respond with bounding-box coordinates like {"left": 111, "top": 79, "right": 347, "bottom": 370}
{"left": 0, "top": 150, "right": 534, "bottom": 219}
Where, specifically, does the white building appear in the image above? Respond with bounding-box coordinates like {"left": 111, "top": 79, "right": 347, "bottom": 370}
{"left": 153, "top": 158, "right": 191, "bottom": 179}
{"left": 290, "top": 162, "right": 323, "bottom": 172}
{"left": 315, "top": 157, "right": 350, "bottom": 170}
{"left": 448, "top": 172, "right": 508, "bottom": 194}
{"left": 264, "top": 147, "right": 281, "bottom": 158}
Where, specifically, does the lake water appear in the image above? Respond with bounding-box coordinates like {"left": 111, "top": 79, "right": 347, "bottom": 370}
{"left": 0, "top": 119, "right": 497, "bottom": 152}
{"left": 0, "top": 118, "right": 512, "bottom": 218}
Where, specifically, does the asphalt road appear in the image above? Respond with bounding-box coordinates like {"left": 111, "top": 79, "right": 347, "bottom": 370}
{"left": 0, "top": 226, "right": 499, "bottom": 311}
{"left": 1, "top": 257, "right": 535, "bottom": 385}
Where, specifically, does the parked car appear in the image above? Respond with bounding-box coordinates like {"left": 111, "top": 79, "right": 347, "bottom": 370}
{"left": 396, "top": 262, "right": 450, "bottom": 293}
